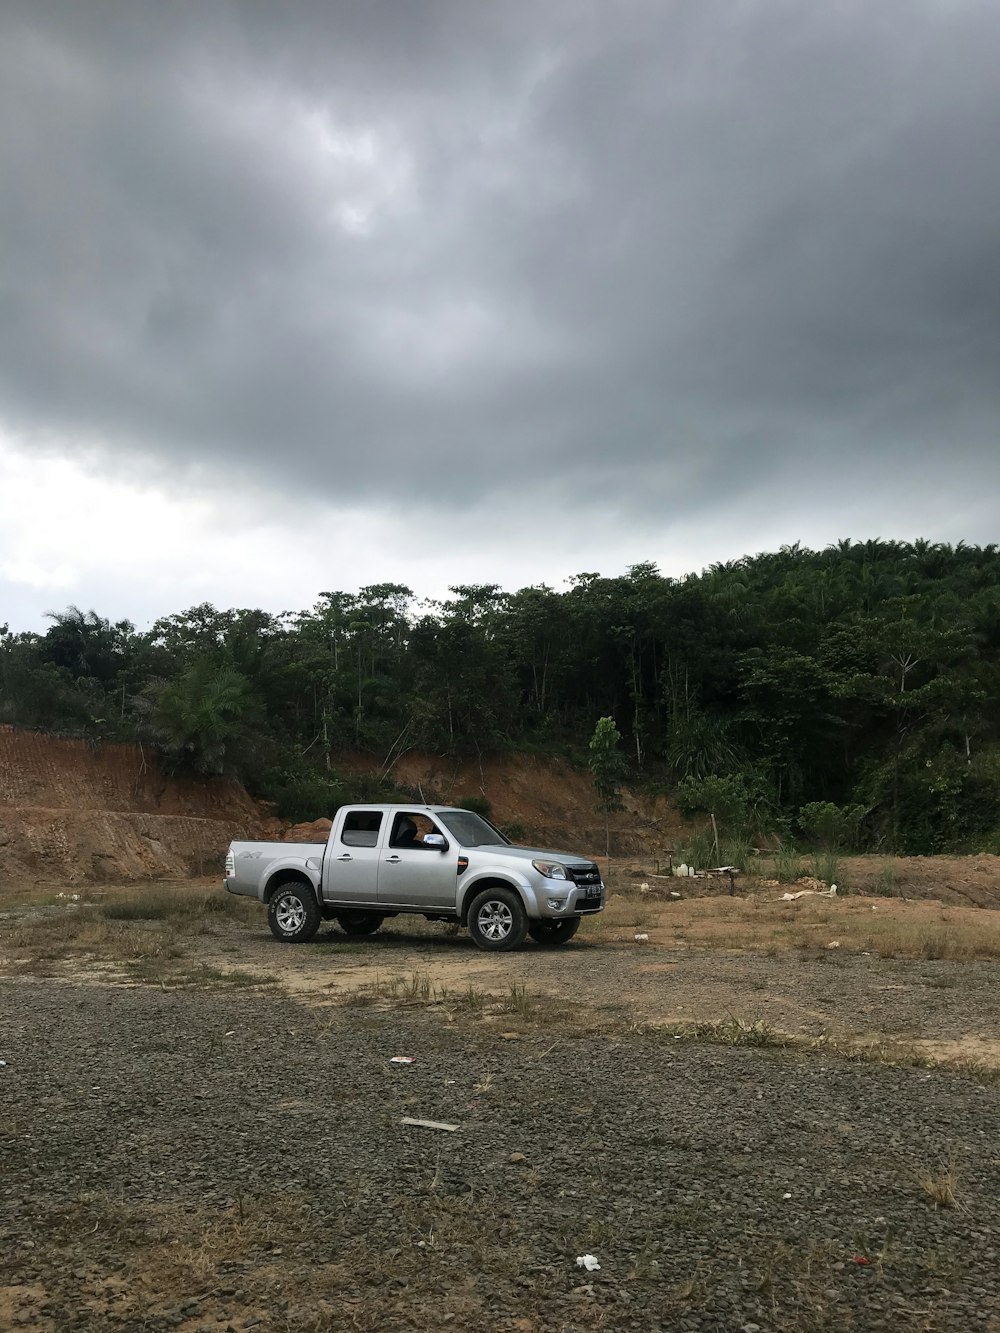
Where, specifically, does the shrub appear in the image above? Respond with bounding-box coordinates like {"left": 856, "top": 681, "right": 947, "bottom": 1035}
{"left": 257, "top": 762, "right": 427, "bottom": 823}
{"left": 798, "top": 801, "right": 866, "bottom": 851}
{"left": 676, "top": 771, "right": 773, "bottom": 834}
{"left": 457, "top": 793, "right": 492, "bottom": 820}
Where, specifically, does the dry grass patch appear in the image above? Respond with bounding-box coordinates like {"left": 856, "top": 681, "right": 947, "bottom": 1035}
{"left": 43, "top": 1183, "right": 534, "bottom": 1332}
{"left": 1, "top": 913, "right": 186, "bottom": 965}
{"left": 342, "top": 970, "right": 582, "bottom": 1029}
{"left": 665, "top": 1016, "right": 790, "bottom": 1048}
{"left": 0, "top": 882, "right": 273, "bottom": 989}
{"left": 920, "top": 1164, "right": 960, "bottom": 1209}
{"left": 856, "top": 912, "right": 1000, "bottom": 960}
{"left": 588, "top": 893, "right": 658, "bottom": 931}
{"left": 653, "top": 1018, "right": 1000, "bottom": 1081}
{"left": 127, "top": 957, "right": 278, "bottom": 989}
{"left": 96, "top": 882, "right": 257, "bottom": 924}
{"left": 146, "top": 1188, "right": 318, "bottom": 1284}
{"left": 597, "top": 890, "right": 1000, "bottom": 960}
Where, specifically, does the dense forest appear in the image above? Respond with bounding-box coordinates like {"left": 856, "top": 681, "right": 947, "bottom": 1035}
{"left": 2, "top": 539, "right": 998, "bottom": 855}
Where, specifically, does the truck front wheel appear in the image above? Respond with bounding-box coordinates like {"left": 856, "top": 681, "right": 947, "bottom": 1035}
{"left": 467, "top": 887, "right": 528, "bottom": 952}
{"left": 528, "top": 918, "right": 581, "bottom": 946}
{"left": 267, "top": 884, "right": 321, "bottom": 943}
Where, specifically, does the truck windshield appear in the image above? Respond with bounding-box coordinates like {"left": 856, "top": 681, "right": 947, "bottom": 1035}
{"left": 438, "top": 811, "right": 510, "bottom": 847}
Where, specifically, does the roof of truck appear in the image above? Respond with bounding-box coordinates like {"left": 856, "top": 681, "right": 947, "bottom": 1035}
{"left": 339, "top": 803, "right": 470, "bottom": 813}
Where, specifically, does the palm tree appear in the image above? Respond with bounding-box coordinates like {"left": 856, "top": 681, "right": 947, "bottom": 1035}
{"left": 149, "top": 661, "right": 256, "bottom": 774}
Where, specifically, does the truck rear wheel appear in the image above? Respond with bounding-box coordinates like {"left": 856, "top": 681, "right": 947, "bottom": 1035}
{"left": 528, "top": 918, "right": 581, "bottom": 946}
{"left": 335, "top": 909, "right": 384, "bottom": 937}
{"left": 267, "top": 884, "right": 321, "bottom": 943}
{"left": 467, "top": 887, "right": 528, "bottom": 952}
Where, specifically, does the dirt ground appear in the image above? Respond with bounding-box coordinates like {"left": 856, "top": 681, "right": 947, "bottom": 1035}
{"left": 5, "top": 871, "right": 1000, "bottom": 1067}
{"left": 612, "top": 851, "right": 1000, "bottom": 908}
{"left": 4, "top": 877, "right": 1000, "bottom": 1330}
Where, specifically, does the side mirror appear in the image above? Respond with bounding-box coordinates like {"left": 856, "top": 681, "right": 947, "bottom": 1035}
{"left": 423, "top": 833, "right": 448, "bottom": 851}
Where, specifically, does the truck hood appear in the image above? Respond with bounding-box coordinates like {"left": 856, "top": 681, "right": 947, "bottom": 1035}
{"left": 470, "top": 845, "right": 597, "bottom": 868}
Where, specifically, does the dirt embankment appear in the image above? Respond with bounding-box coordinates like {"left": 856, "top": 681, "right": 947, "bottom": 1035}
{"left": 333, "top": 749, "right": 689, "bottom": 855}
{"left": 1, "top": 731, "right": 686, "bottom": 885}
{"left": 0, "top": 727, "right": 267, "bottom": 886}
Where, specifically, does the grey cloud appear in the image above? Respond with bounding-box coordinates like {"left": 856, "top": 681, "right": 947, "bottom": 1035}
{"left": 1, "top": 0, "right": 999, "bottom": 529}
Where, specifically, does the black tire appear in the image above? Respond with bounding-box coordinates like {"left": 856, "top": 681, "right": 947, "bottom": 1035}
{"left": 334, "top": 909, "right": 385, "bottom": 937}
{"left": 267, "top": 883, "right": 321, "bottom": 943}
{"left": 467, "top": 886, "right": 528, "bottom": 952}
{"left": 528, "top": 917, "right": 581, "bottom": 947}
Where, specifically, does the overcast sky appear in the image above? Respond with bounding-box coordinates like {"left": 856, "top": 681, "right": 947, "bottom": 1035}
{"left": 2, "top": 0, "right": 999, "bottom": 633}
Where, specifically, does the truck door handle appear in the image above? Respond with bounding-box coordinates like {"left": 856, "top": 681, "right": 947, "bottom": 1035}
{"left": 336, "top": 853, "right": 353, "bottom": 862}
{"left": 384, "top": 855, "right": 402, "bottom": 864}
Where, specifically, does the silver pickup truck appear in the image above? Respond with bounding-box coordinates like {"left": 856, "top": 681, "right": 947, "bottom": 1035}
{"left": 224, "top": 804, "right": 604, "bottom": 952}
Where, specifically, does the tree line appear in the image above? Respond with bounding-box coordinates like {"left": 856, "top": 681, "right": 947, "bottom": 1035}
{"left": 1, "top": 538, "right": 998, "bottom": 854}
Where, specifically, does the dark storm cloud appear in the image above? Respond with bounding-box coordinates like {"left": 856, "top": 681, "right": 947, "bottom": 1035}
{"left": 2, "top": 0, "right": 999, "bottom": 518}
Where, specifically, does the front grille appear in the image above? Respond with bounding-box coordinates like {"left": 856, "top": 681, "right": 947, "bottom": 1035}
{"left": 567, "top": 864, "right": 601, "bottom": 887}
{"left": 575, "top": 896, "right": 604, "bottom": 913}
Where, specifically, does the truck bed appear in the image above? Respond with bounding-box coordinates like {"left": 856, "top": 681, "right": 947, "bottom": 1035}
{"left": 226, "top": 839, "right": 325, "bottom": 896}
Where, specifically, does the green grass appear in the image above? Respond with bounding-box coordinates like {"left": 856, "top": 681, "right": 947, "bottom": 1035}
{"left": 342, "top": 972, "right": 578, "bottom": 1026}
{"left": 774, "top": 844, "right": 803, "bottom": 883}
{"left": 811, "top": 851, "right": 844, "bottom": 890}
{"left": 871, "top": 864, "right": 899, "bottom": 897}
{"left": 100, "top": 889, "right": 181, "bottom": 920}
{"left": 126, "top": 958, "right": 278, "bottom": 989}
{"left": 667, "top": 1017, "right": 789, "bottom": 1048}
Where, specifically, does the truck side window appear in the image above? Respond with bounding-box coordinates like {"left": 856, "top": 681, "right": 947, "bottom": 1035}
{"left": 390, "top": 812, "right": 437, "bottom": 849}
{"left": 340, "top": 811, "right": 383, "bottom": 849}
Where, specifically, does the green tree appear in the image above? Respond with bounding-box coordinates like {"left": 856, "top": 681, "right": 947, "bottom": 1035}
{"left": 588, "top": 716, "right": 626, "bottom": 859}
{"left": 146, "top": 660, "right": 259, "bottom": 775}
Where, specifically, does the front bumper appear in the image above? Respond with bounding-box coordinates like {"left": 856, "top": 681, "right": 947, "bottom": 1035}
{"left": 533, "top": 883, "right": 605, "bottom": 918}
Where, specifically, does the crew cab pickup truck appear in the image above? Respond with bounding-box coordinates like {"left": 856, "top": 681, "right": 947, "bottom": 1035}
{"left": 224, "top": 804, "right": 604, "bottom": 951}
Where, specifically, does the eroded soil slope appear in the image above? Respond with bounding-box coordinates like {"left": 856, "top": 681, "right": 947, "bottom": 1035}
{"left": 334, "top": 748, "right": 689, "bottom": 854}
{"left": 0, "top": 727, "right": 266, "bottom": 885}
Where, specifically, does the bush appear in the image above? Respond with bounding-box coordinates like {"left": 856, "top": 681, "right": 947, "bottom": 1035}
{"left": 798, "top": 801, "right": 866, "bottom": 851}
{"left": 256, "top": 761, "right": 433, "bottom": 824}
{"left": 260, "top": 766, "right": 349, "bottom": 822}
{"left": 457, "top": 793, "right": 492, "bottom": 820}
{"left": 675, "top": 770, "right": 775, "bottom": 848}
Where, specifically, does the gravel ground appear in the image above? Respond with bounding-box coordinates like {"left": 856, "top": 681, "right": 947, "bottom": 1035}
{"left": 206, "top": 918, "right": 1000, "bottom": 1053}
{"left": 3, "top": 978, "right": 1000, "bottom": 1332}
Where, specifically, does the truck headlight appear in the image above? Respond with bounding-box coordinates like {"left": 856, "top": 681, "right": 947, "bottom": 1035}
{"left": 532, "top": 860, "right": 567, "bottom": 880}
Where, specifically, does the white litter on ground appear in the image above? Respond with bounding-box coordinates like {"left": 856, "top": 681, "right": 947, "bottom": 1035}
{"left": 575, "top": 1254, "right": 601, "bottom": 1272}
{"left": 780, "top": 885, "right": 838, "bottom": 902}
{"left": 401, "top": 1117, "right": 459, "bottom": 1132}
